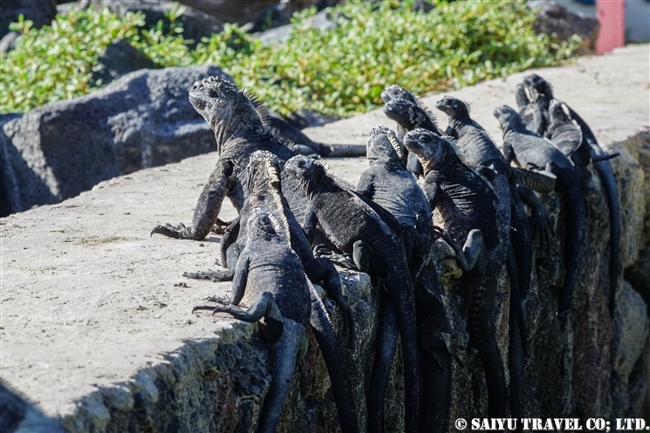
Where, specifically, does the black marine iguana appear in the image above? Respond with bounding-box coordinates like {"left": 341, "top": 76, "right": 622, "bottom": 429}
{"left": 380, "top": 85, "right": 440, "bottom": 177}
{"left": 435, "top": 94, "right": 532, "bottom": 320}
{"left": 151, "top": 76, "right": 297, "bottom": 240}
{"left": 183, "top": 150, "right": 354, "bottom": 344}
{"left": 546, "top": 99, "right": 593, "bottom": 188}
{"left": 436, "top": 95, "right": 533, "bottom": 419}
{"left": 357, "top": 126, "right": 432, "bottom": 260}
{"left": 521, "top": 74, "right": 620, "bottom": 318}
{"left": 356, "top": 126, "right": 434, "bottom": 432}
{"left": 193, "top": 208, "right": 359, "bottom": 433}
{"left": 402, "top": 128, "right": 507, "bottom": 418}
{"left": 284, "top": 155, "right": 420, "bottom": 433}
{"left": 493, "top": 105, "right": 587, "bottom": 326}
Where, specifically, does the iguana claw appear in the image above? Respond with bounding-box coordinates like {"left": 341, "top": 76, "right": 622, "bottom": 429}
{"left": 151, "top": 222, "right": 193, "bottom": 239}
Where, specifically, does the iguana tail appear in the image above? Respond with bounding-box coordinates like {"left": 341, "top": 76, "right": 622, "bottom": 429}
{"left": 419, "top": 345, "right": 453, "bottom": 433}
{"left": 467, "top": 272, "right": 507, "bottom": 417}
{"left": 558, "top": 183, "right": 587, "bottom": 325}
{"left": 510, "top": 191, "right": 534, "bottom": 302}
{"left": 416, "top": 278, "right": 452, "bottom": 433}
{"left": 256, "top": 320, "right": 303, "bottom": 433}
{"left": 509, "top": 297, "right": 525, "bottom": 433}
{"left": 368, "top": 290, "right": 399, "bottom": 433}
{"left": 593, "top": 157, "right": 621, "bottom": 318}
{"left": 308, "top": 283, "right": 360, "bottom": 433}
{"left": 569, "top": 109, "right": 620, "bottom": 318}
{"left": 385, "top": 269, "right": 420, "bottom": 433}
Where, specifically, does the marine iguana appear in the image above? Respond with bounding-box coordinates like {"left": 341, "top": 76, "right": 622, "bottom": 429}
{"left": 357, "top": 126, "right": 432, "bottom": 260}
{"left": 151, "top": 76, "right": 296, "bottom": 240}
{"left": 435, "top": 95, "right": 529, "bottom": 392}
{"left": 493, "top": 105, "right": 586, "bottom": 325}
{"left": 184, "top": 151, "right": 354, "bottom": 345}
{"left": 193, "top": 208, "right": 359, "bottom": 433}
{"left": 402, "top": 128, "right": 507, "bottom": 418}
{"left": 521, "top": 74, "right": 620, "bottom": 318}
{"left": 546, "top": 99, "right": 593, "bottom": 188}
{"left": 283, "top": 155, "right": 420, "bottom": 433}
{"left": 356, "top": 126, "right": 434, "bottom": 432}
{"left": 380, "top": 85, "right": 439, "bottom": 177}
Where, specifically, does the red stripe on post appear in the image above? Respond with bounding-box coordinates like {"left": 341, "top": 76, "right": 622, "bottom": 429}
{"left": 596, "top": 0, "right": 626, "bottom": 54}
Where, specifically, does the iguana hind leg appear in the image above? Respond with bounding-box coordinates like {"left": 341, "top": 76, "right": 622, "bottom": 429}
{"left": 436, "top": 229, "right": 486, "bottom": 274}
{"left": 192, "top": 292, "right": 281, "bottom": 324}
{"left": 303, "top": 257, "right": 355, "bottom": 347}
{"left": 182, "top": 269, "right": 235, "bottom": 282}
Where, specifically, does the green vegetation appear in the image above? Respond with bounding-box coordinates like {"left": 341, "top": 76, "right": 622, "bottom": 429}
{"left": 0, "top": 1, "right": 579, "bottom": 116}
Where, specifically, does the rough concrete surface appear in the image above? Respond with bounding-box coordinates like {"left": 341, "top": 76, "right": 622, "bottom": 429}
{"left": 1, "top": 44, "right": 649, "bottom": 432}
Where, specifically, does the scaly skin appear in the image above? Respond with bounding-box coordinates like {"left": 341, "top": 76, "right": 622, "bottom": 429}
{"left": 403, "top": 128, "right": 507, "bottom": 418}
{"left": 183, "top": 151, "right": 354, "bottom": 344}
{"left": 357, "top": 126, "right": 435, "bottom": 431}
{"left": 150, "top": 76, "right": 299, "bottom": 241}
{"left": 521, "top": 73, "right": 620, "bottom": 318}
{"left": 381, "top": 85, "right": 440, "bottom": 177}
{"left": 284, "top": 155, "right": 420, "bottom": 433}
{"left": 436, "top": 95, "right": 529, "bottom": 392}
{"left": 494, "top": 105, "right": 586, "bottom": 326}
{"left": 193, "top": 209, "right": 359, "bottom": 433}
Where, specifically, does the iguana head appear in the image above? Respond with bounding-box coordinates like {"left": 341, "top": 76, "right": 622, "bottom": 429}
{"left": 189, "top": 76, "right": 265, "bottom": 146}
{"left": 523, "top": 74, "right": 554, "bottom": 101}
{"left": 403, "top": 128, "right": 453, "bottom": 171}
{"left": 284, "top": 155, "right": 324, "bottom": 193}
{"left": 380, "top": 84, "right": 417, "bottom": 104}
{"left": 247, "top": 207, "right": 279, "bottom": 241}
{"left": 493, "top": 105, "right": 525, "bottom": 133}
{"left": 245, "top": 150, "right": 283, "bottom": 195}
{"left": 384, "top": 98, "right": 428, "bottom": 131}
{"left": 548, "top": 99, "right": 573, "bottom": 124}
{"left": 367, "top": 125, "right": 404, "bottom": 163}
{"left": 435, "top": 95, "right": 470, "bottom": 121}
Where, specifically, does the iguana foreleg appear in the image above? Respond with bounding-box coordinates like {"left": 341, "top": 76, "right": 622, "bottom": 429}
{"left": 152, "top": 159, "right": 235, "bottom": 240}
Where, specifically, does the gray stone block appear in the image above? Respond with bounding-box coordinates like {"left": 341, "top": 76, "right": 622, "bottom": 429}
{"left": 1, "top": 65, "right": 231, "bottom": 215}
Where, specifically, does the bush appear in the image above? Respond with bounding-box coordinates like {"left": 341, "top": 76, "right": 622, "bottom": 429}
{"left": 0, "top": 1, "right": 579, "bottom": 116}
